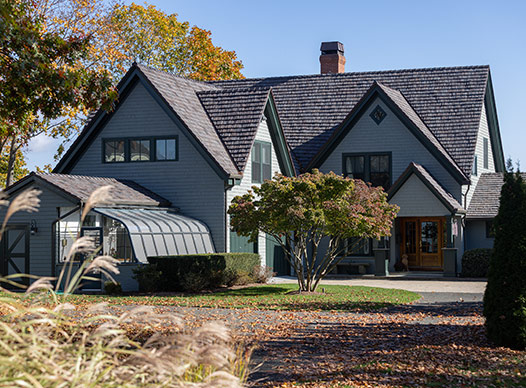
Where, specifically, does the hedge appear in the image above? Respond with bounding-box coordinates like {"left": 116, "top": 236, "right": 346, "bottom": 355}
{"left": 461, "top": 248, "right": 492, "bottom": 278}
{"left": 146, "top": 253, "right": 260, "bottom": 292}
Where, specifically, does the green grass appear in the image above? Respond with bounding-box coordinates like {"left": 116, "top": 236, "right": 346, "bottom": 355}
{"left": 61, "top": 284, "right": 420, "bottom": 312}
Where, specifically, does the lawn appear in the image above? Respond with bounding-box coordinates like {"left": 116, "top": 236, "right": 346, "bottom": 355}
{"left": 60, "top": 284, "right": 420, "bottom": 311}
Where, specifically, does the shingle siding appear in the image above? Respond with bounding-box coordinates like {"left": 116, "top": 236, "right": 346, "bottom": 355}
{"left": 226, "top": 117, "right": 282, "bottom": 264}
{"left": 0, "top": 183, "right": 76, "bottom": 277}
{"left": 465, "top": 220, "right": 494, "bottom": 250}
{"left": 68, "top": 82, "right": 227, "bottom": 252}
{"left": 390, "top": 174, "right": 450, "bottom": 217}
{"left": 320, "top": 98, "right": 462, "bottom": 202}
{"left": 464, "top": 103, "right": 496, "bottom": 207}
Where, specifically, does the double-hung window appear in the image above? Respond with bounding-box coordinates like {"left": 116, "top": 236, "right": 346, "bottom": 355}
{"left": 343, "top": 153, "right": 391, "bottom": 190}
{"left": 252, "top": 141, "right": 271, "bottom": 183}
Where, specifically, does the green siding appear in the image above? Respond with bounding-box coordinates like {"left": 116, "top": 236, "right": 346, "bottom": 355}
{"left": 230, "top": 231, "right": 257, "bottom": 253}
{"left": 265, "top": 234, "right": 289, "bottom": 276}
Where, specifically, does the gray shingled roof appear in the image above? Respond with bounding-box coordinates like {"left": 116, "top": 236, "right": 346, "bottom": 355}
{"left": 197, "top": 87, "right": 270, "bottom": 171}
{"left": 389, "top": 162, "right": 465, "bottom": 213}
{"left": 137, "top": 65, "right": 240, "bottom": 177}
{"left": 211, "top": 66, "right": 489, "bottom": 174}
{"left": 11, "top": 172, "right": 171, "bottom": 207}
{"left": 466, "top": 172, "right": 521, "bottom": 218}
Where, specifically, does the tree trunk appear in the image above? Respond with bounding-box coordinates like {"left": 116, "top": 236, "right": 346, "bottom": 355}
{"left": 5, "top": 135, "right": 18, "bottom": 187}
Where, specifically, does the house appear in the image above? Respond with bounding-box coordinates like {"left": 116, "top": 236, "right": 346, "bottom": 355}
{"left": 0, "top": 41, "right": 506, "bottom": 290}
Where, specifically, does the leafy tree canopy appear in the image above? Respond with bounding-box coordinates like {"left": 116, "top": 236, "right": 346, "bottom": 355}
{"left": 228, "top": 170, "right": 399, "bottom": 292}
{"left": 0, "top": 0, "right": 244, "bottom": 188}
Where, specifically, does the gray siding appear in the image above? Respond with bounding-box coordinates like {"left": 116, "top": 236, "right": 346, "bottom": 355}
{"left": 465, "top": 219, "right": 494, "bottom": 250}
{"left": 320, "top": 97, "right": 462, "bottom": 202}
{"left": 464, "top": 103, "right": 496, "bottom": 208}
{"left": 69, "top": 81, "right": 227, "bottom": 252}
{"left": 226, "top": 117, "right": 282, "bottom": 265}
{"left": 0, "top": 183, "right": 76, "bottom": 277}
{"left": 390, "top": 174, "right": 450, "bottom": 217}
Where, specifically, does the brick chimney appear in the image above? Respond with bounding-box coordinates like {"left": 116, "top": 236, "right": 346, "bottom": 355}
{"left": 319, "top": 41, "right": 346, "bottom": 74}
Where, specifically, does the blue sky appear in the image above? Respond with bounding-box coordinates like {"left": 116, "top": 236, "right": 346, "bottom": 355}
{"left": 27, "top": 0, "right": 526, "bottom": 170}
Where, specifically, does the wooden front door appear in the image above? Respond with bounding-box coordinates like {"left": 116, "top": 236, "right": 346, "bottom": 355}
{"left": 401, "top": 217, "right": 444, "bottom": 270}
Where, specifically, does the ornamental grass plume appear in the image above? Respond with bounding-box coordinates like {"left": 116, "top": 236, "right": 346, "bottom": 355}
{"left": 0, "top": 188, "right": 41, "bottom": 234}
{"left": 81, "top": 184, "right": 113, "bottom": 222}
{"left": 0, "top": 187, "right": 248, "bottom": 387}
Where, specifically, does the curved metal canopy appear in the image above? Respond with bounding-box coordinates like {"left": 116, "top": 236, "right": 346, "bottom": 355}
{"left": 94, "top": 208, "right": 215, "bottom": 263}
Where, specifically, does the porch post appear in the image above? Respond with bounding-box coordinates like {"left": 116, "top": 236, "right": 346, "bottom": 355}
{"left": 443, "top": 215, "right": 458, "bottom": 277}
{"left": 374, "top": 248, "right": 390, "bottom": 276}
{"left": 442, "top": 247, "right": 457, "bottom": 277}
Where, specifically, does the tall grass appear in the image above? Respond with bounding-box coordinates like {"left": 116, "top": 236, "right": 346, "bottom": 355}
{"left": 0, "top": 186, "right": 249, "bottom": 387}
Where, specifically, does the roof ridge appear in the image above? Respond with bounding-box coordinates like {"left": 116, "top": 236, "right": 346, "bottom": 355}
{"left": 209, "top": 64, "right": 490, "bottom": 84}
{"left": 136, "top": 63, "right": 221, "bottom": 90}
{"left": 197, "top": 86, "right": 271, "bottom": 95}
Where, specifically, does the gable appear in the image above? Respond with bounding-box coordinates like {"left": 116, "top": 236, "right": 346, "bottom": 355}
{"left": 55, "top": 66, "right": 239, "bottom": 179}
{"left": 319, "top": 96, "right": 463, "bottom": 200}
{"left": 390, "top": 174, "right": 451, "bottom": 217}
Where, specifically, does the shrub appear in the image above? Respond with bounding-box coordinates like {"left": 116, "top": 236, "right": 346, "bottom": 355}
{"left": 180, "top": 271, "right": 211, "bottom": 293}
{"left": 148, "top": 253, "right": 260, "bottom": 292}
{"left": 104, "top": 281, "right": 122, "bottom": 295}
{"left": 461, "top": 249, "right": 492, "bottom": 278}
{"left": 484, "top": 169, "right": 526, "bottom": 350}
{"left": 252, "top": 265, "right": 275, "bottom": 284}
{"left": 132, "top": 264, "right": 163, "bottom": 293}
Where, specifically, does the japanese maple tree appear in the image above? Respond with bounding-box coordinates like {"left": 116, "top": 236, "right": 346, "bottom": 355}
{"left": 228, "top": 170, "right": 399, "bottom": 292}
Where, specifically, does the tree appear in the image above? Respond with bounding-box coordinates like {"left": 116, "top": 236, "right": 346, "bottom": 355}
{"left": 228, "top": 170, "right": 399, "bottom": 292}
{"left": 0, "top": 0, "right": 117, "bottom": 186}
{"left": 0, "top": 1, "right": 244, "bottom": 187}
{"left": 483, "top": 164, "right": 526, "bottom": 350}
{"left": 107, "top": 2, "right": 244, "bottom": 81}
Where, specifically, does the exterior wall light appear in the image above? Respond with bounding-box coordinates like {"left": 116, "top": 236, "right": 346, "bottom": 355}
{"left": 30, "top": 219, "right": 38, "bottom": 235}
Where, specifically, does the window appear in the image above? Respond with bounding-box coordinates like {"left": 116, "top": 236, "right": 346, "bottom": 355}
{"left": 343, "top": 153, "right": 391, "bottom": 190}
{"left": 104, "top": 140, "right": 125, "bottom": 162}
{"left": 104, "top": 217, "right": 134, "bottom": 263}
{"left": 486, "top": 220, "right": 494, "bottom": 238}
{"left": 472, "top": 155, "right": 478, "bottom": 176}
{"left": 345, "top": 156, "right": 365, "bottom": 181}
{"left": 252, "top": 141, "right": 271, "bottom": 183}
{"left": 103, "top": 137, "right": 178, "bottom": 163}
{"left": 130, "top": 139, "right": 150, "bottom": 161}
{"left": 370, "top": 155, "right": 390, "bottom": 188}
{"left": 483, "top": 137, "right": 489, "bottom": 169}
{"left": 156, "top": 138, "right": 177, "bottom": 161}
{"left": 370, "top": 105, "right": 387, "bottom": 125}
{"left": 339, "top": 237, "right": 372, "bottom": 257}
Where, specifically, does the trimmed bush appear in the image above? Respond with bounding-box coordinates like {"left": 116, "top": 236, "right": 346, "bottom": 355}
{"left": 483, "top": 169, "right": 526, "bottom": 350}
{"left": 104, "top": 281, "right": 123, "bottom": 295}
{"left": 132, "top": 264, "right": 163, "bottom": 293}
{"left": 148, "top": 253, "right": 260, "bottom": 292}
{"left": 461, "top": 248, "right": 492, "bottom": 278}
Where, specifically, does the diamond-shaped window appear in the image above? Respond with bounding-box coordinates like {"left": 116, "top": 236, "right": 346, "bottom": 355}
{"left": 370, "top": 105, "right": 387, "bottom": 125}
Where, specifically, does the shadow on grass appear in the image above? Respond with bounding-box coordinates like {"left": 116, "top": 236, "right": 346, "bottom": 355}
{"left": 200, "top": 286, "right": 292, "bottom": 297}
{"left": 250, "top": 309, "right": 524, "bottom": 388}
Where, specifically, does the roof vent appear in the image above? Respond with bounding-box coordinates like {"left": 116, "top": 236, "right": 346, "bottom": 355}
{"left": 320, "top": 41, "right": 346, "bottom": 74}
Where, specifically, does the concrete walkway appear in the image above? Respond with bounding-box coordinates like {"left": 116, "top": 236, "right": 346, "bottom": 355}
{"left": 270, "top": 275, "right": 487, "bottom": 294}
